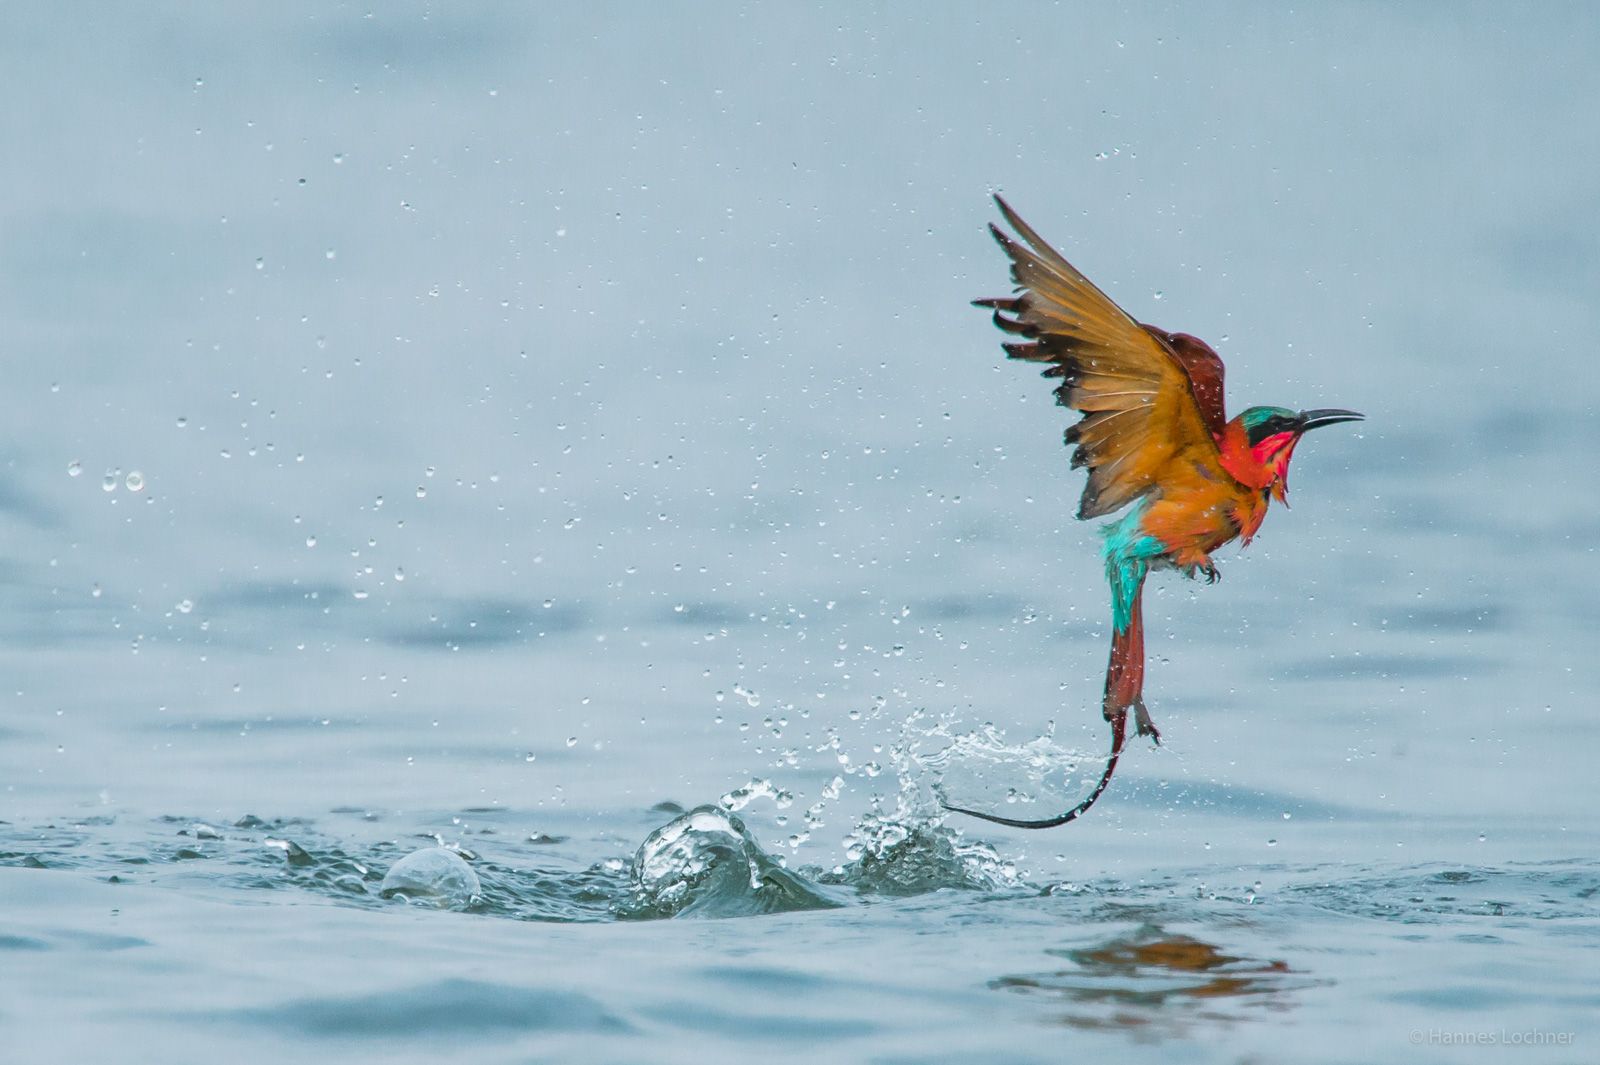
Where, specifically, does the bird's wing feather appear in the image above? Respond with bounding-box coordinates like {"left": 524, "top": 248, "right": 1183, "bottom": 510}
{"left": 976, "top": 196, "right": 1226, "bottom": 519}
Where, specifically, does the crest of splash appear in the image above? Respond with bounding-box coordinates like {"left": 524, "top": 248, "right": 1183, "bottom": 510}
{"left": 720, "top": 777, "right": 819, "bottom": 852}
{"left": 620, "top": 805, "right": 843, "bottom": 919}
{"left": 719, "top": 777, "right": 793, "bottom": 812}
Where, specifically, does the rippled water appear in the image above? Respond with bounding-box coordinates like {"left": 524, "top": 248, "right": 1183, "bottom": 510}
{"left": 4, "top": 5, "right": 1600, "bottom": 1063}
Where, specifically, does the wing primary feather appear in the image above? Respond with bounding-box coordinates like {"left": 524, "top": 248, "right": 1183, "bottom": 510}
{"left": 1084, "top": 390, "right": 1158, "bottom": 401}
{"left": 993, "top": 196, "right": 1071, "bottom": 270}
{"left": 991, "top": 312, "right": 1035, "bottom": 337}
{"left": 1069, "top": 406, "right": 1141, "bottom": 435}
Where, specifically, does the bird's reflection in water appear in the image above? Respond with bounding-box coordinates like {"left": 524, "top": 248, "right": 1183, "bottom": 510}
{"left": 992, "top": 924, "right": 1320, "bottom": 1036}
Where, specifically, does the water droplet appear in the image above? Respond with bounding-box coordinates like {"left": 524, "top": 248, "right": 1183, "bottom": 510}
{"left": 1266, "top": 839, "right": 1278, "bottom": 846}
{"left": 524, "top": 752, "right": 536, "bottom": 762}
{"left": 306, "top": 536, "right": 317, "bottom": 547}
{"left": 102, "top": 470, "right": 118, "bottom": 491}
{"left": 325, "top": 249, "right": 336, "bottom": 260}
{"left": 416, "top": 486, "right": 426, "bottom": 498}
{"left": 255, "top": 258, "right": 264, "bottom": 270}
{"left": 566, "top": 736, "right": 577, "bottom": 747}
{"left": 67, "top": 461, "right": 81, "bottom": 477}
{"left": 124, "top": 471, "right": 145, "bottom": 492}
{"left": 91, "top": 584, "right": 102, "bottom": 598}
{"left": 352, "top": 589, "right": 369, "bottom": 599}
{"left": 1152, "top": 290, "right": 1163, "bottom": 300}
{"left": 177, "top": 599, "right": 194, "bottom": 614}
{"left": 219, "top": 449, "right": 231, "bottom": 459}
{"left": 394, "top": 568, "right": 404, "bottom": 581}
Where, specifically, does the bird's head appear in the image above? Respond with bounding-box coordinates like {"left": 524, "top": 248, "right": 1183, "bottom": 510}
{"left": 1224, "top": 405, "right": 1364, "bottom": 503}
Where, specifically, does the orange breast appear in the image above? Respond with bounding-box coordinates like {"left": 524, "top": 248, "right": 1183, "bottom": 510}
{"left": 1138, "top": 475, "right": 1268, "bottom": 566}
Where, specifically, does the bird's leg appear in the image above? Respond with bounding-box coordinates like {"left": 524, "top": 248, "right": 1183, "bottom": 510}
{"left": 1131, "top": 696, "right": 1161, "bottom": 743}
{"left": 1175, "top": 550, "right": 1220, "bottom": 585}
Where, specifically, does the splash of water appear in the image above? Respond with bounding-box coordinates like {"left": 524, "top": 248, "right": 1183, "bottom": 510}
{"left": 696, "top": 711, "right": 1080, "bottom": 898}
{"left": 789, "top": 712, "right": 1036, "bottom": 895}
{"left": 819, "top": 798, "right": 1019, "bottom": 896}
{"left": 900, "top": 715, "right": 1098, "bottom": 824}
{"left": 620, "top": 805, "right": 843, "bottom": 919}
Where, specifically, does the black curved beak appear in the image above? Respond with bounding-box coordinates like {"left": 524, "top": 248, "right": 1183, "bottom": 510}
{"left": 1296, "top": 408, "right": 1364, "bottom": 433}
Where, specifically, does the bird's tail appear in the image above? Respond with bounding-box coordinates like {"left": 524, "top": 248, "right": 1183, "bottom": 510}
{"left": 937, "top": 531, "right": 1157, "bottom": 831}
{"left": 1104, "top": 559, "right": 1160, "bottom": 743}
{"left": 939, "top": 561, "right": 1151, "bottom": 831}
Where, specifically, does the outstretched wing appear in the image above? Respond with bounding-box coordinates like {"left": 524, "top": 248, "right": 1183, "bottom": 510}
{"left": 975, "top": 196, "right": 1226, "bottom": 519}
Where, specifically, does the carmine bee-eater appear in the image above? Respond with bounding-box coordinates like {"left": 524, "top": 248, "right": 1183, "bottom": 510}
{"left": 944, "top": 197, "right": 1362, "bottom": 829}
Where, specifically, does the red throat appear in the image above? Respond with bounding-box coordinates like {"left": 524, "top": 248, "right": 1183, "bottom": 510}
{"left": 1217, "top": 423, "right": 1298, "bottom": 503}
{"left": 1258, "top": 433, "right": 1298, "bottom": 503}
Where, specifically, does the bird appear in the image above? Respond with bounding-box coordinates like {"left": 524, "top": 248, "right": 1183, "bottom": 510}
{"left": 943, "top": 196, "right": 1362, "bottom": 829}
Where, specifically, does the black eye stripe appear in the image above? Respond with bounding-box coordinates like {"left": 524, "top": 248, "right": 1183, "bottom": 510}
{"left": 1247, "top": 416, "right": 1298, "bottom": 445}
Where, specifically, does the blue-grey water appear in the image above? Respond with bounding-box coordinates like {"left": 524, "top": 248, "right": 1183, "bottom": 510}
{"left": 3, "top": 5, "right": 1598, "bottom": 1062}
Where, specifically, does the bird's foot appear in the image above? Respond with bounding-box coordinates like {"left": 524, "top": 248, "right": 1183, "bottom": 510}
{"left": 1104, "top": 700, "right": 1162, "bottom": 746}
{"left": 1200, "top": 561, "right": 1220, "bottom": 585}
{"left": 1133, "top": 698, "right": 1162, "bottom": 746}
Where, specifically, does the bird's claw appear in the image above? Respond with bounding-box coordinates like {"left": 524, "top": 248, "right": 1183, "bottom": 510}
{"left": 1133, "top": 699, "right": 1162, "bottom": 746}
{"left": 1201, "top": 562, "right": 1220, "bottom": 585}
{"left": 1109, "top": 700, "right": 1162, "bottom": 746}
